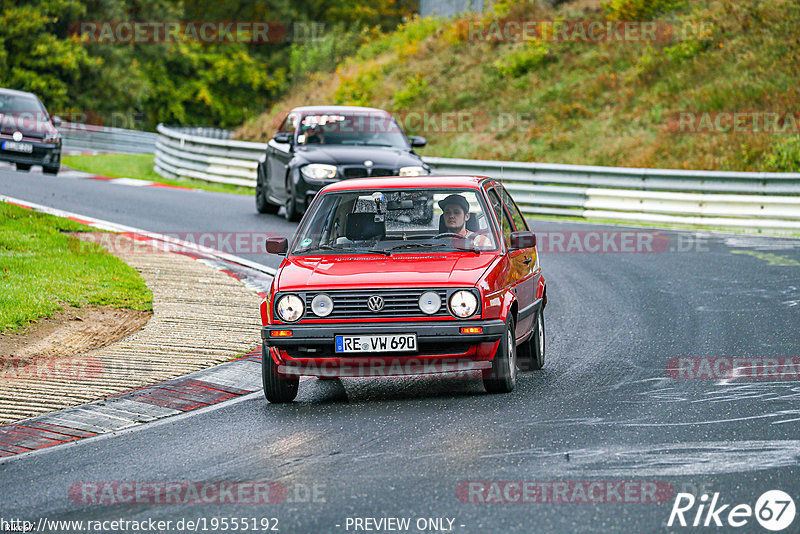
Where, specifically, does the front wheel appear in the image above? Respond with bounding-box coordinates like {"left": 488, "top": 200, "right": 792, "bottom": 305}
{"left": 256, "top": 167, "right": 280, "bottom": 214}
{"left": 43, "top": 164, "right": 59, "bottom": 175}
{"left": 262, "top": 344, "right": 299, "bottom": 403}
{"left": 483, "top": 317, "right": 517, "bottom": 393}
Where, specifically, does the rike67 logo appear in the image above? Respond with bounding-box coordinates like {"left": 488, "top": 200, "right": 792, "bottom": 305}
{"left": 668, "top": 490, "right": 795, "bottom": 531}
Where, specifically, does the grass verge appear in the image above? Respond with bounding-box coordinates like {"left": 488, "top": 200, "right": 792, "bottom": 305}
{"left": 0, "top": 202, "right": 153, "bottom": 333}
{"left": 61, "top": 153, "right": 253, "bottom": 196}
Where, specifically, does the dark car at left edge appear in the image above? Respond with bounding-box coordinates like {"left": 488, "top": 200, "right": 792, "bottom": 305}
{"left": 256, "top": 105, "right": 430, "bottom": 221}
{"left": 0, "top": 88, "right": 62, "bottom": 174}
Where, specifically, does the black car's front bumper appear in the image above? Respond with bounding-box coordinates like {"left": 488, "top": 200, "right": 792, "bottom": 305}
{"left": 0, "top": 139, "right": 61, "bottom": 167}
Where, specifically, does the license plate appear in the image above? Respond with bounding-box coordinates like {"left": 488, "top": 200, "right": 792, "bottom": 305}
{"left": 2, "top": 141, "right": 33, "bottom": 153}
{"left": 335, "top": 334, "right": 417, "bottom": 353}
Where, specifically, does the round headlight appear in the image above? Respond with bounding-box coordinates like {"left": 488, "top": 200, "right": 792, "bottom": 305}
{"left": 276, "top": 294, "right": 304, "bottom": 322}
{"left": 418, "top": 291, "right": 441, "bottom": 315}
{"left": 449, "top": 290, "right": 478, "bottom": 318}
{"left": 311, "top": 293, "right": 334, "bottom": 317}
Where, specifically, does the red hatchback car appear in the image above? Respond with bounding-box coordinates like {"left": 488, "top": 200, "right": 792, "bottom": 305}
{"left": 261, "top": 176, "right": 546, "bottom": 402}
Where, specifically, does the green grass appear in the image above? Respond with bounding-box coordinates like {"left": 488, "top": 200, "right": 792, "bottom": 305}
{"left": 0, "top": 202, "right": 153, "bottom": 333}
{"left": 61, "top": 153, "right": 253, "bottom": 196}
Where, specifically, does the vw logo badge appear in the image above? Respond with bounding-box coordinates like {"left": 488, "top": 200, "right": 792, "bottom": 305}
{"left": 367, "top": 295, "right": 385, "bottom": 312}
{"left": 364, "top": 160, "right": 373, "bottom": 168}
{"left": 12, "top": 131, "right": 22, "bottom": 142}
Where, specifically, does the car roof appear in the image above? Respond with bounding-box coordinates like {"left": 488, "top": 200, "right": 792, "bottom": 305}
{"left": 0, "top": 88, "right": 39, "bottom": 99}
{"left": 289, "top": 105, "right": 390, "bottom": 115}
{"left": 321, "top": 175, "right": 490, "bottom": 192}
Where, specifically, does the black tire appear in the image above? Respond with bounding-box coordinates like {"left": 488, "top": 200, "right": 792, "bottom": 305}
{"left": 43, "top": 164, "right": 59, "bottom": 175}
{"left": 16, "top": 163, "right": 31, "bottom": 172}
{"left": 262, "top": 343, "right": 299, "bottom": 403}
{"left": 284, "top": 184, "right": 302, "bottom": 222}
{"left": 256, "top": 167, "right": 280, "bottom": 214}
{"left": 483, "top": 317, "right": 517, "bottom": 393}
{"left": 518, "top": 308, "right": 545, "bottom": 371}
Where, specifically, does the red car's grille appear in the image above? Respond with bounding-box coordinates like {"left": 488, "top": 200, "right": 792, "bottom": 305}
{"left": 303, "top": 289, "right": 451, "bottom": 319}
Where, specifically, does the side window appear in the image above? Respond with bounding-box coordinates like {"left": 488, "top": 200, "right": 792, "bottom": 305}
{"left": 498, "top": 186, "right": 529, "bottom": 231}
{"left": 487, "top": 189, "right": 513, "bottom": 246}
{"left": 279, "top": 113, "right": 298, "bottom": 134}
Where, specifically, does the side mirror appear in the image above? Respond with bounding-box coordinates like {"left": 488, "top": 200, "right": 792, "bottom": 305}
{"left": 52, "top": 116, "right": 62, "bottom": 127}
{"left": 510, "top": 231, "right": 536, "bottom": 250}
{"left": 265, "top": 236, "right": 288, "bottom": 255}
{"left": 272, "top": 132, "right": 292, "bottom": 144}
{"left": 409, "top": 136, "right": 427, "bottom": 148}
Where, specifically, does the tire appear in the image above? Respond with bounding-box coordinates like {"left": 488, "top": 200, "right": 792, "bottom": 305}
{"left": 15, "top": 163, "right": 31, "bottom": 172}
{"left": 43, "top": 164, "right": 59, "bottom": 175}
{"left": 284, "top": 184, "right": 302, "bottom": 222}
{"left": 255, "top": 167, "right": 280, "bottom": 214}
{"left": 483, "top": 317, "right": 517, "bottom": 393}
{"left": 518, "top": 308, "right": 545, "bottom": 371}
{"left": 262, "top": 343, "right": 299, "bottom": 403}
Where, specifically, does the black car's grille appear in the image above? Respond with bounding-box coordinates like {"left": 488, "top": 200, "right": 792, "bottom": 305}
{"left": 342, "top": 166, "right": 395, "bottom": 179}
{"left": 304, "top": 289, "right": 451, "bottom": 319}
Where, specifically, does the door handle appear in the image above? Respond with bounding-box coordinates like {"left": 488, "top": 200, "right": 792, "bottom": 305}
{"left": 523, "top": 257, "right": 533, "bottom": 265}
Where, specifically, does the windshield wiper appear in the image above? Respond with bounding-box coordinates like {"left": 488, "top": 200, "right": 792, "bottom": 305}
{"left": 387, "top": 243, "right": 480, "bottom": 254}
{"left": 304, "top": 244, "right": 391, "bottom": 256}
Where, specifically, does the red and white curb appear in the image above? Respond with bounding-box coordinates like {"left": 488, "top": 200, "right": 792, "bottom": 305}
{"left": 0, "top": 196, "right": 278, "bottom": 458}
{"left": 0, "top": 350, "right": 263, "bottom": 458}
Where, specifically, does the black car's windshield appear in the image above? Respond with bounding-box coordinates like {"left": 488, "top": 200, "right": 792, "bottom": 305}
{"left": 295, "top": 113, "right": 409, "bottom": 149}
{"left": 291, "top": 188, "right": 499, "bottom": 255}
{"left": 0, "top": 93, "right": 46, "bottom": 116}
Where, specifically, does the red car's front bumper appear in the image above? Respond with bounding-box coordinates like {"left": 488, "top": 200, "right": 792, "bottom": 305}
{"left": 262, "top": 319, "right": 505, "bottom": 377}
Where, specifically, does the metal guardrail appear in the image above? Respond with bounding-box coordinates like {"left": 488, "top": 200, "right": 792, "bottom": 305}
{"left": 424, "top": 157, "right": 800, "bottom": 231}
{"left": 60, "top": 122, "right": 157, "bottom": 153}
{"left": 153, "top": 124, "right": 800, "bottom": 231}
{"left": 154, "top": 124, "right": 265, "bottom": 187}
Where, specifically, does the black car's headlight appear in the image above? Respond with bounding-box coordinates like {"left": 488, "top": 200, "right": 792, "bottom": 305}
{"left": 43, "top": 131, "right": 60, "bottom": 144}
{"left": 275, "top": 294, "right": 304, "bottom": 322}
{"left": 449, "top": 290, "right": 479, "bottom": 318}
{"left": 301, "top": 164, "right": 337, "bottom": 181}
{"left": 398, "top": 166, "right": 427, "bottom": 176}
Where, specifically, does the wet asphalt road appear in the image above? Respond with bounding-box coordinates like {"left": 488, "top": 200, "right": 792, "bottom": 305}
{"left": 1, "top": 167, "right": 799, "bottom": 533}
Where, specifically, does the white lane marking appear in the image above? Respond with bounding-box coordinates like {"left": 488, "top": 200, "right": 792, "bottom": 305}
{"left": 108, "top": 177, "right": 154, "bottom": 186}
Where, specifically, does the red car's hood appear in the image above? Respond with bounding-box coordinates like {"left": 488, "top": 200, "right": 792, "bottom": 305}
{"left": 277, "top": 253, "right": 498, "bottom": 291}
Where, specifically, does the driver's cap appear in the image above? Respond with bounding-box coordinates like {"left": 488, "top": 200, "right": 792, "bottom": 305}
{"left": 438, "top": 194, "right": 470, "bottom": 213}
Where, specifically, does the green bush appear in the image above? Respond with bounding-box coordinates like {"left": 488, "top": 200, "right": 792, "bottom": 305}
{"left": 393, "top": 75, "right": 429, "bottom": 108}
{"left": 764, "top": 136, "right": 800, "bottom": 172}
{"left": 494, "top": 40, "right": 552, "bottom": 78}
{"left": 603, "top": 0, "right": 685, "bottom": 20}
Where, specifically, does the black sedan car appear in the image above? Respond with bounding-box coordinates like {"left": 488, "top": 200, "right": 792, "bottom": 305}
{"left": 256, "top": 106, "right": 430, "bottom": 220}
{"left": 0, "top": 88, "right": 62, "bottom": 174}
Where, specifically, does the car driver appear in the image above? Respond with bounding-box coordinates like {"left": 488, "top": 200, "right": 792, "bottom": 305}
{"left": 438, "top": 194, "right": 492, "bottom": 248}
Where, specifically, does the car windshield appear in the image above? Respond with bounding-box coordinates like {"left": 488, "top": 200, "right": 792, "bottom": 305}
{"left": 0, "top": 93, "right": 46, "bottom": 116}
{"left": 291, "top": 188, "right": 499, "bottom": 255}
{"left": 295, "top": 113, "right": 409, "bottom": 148}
